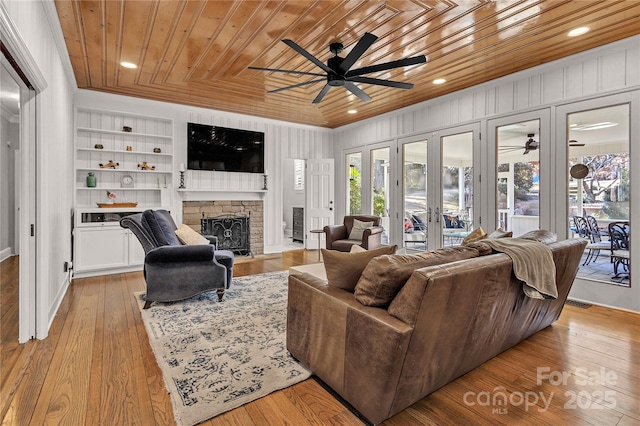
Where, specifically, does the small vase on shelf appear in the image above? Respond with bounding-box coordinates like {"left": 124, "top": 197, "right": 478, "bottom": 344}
{"left": 86, "top": 172, "right": 96, "bottom": 188}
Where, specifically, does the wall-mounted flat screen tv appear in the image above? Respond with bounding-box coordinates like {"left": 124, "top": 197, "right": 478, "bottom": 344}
{"left": 187, "top": 122, "right": 265, "bottom": 173}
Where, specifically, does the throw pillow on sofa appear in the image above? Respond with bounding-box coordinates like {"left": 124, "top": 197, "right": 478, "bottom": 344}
{"left": 517, "top": 229, "right": 557, "bottom": 244}
{"left": 175, "top": 224, "right": 210, "bottom": 245}
{"left": 488, "top": 228, "right": 513, "bottom": 239}
{"left": 322, "top": 245, "right": 397, "bottom": 291}
{"left": 354, "top": 246, "right": 481, "bottom": 307}
{"left": 461, "top": 226, "right": 488, "bottom": 246}
{"left": 348, "top": 218, "right": 374, "bottom": 240}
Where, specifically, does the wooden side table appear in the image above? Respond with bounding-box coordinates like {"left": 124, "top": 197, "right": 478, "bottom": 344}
{"left": 310, "top": 229, "right": 324, "bottom": 261}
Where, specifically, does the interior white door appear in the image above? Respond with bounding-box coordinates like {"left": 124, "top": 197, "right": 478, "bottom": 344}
{"left": 305, "top": 159, "right": 334, "bottom": 249}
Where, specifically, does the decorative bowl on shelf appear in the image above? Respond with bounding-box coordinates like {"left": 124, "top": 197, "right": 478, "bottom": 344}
{"left": 96, "top": 202, "right": 138, "bottom": 208}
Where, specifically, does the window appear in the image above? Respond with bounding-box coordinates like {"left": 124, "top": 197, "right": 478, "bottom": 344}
{"left": 294, "top": 159, "right": 304, "bottom": 191}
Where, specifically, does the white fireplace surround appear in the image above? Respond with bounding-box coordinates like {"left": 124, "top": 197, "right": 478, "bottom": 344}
{"left": 177, "top": 189, "right": 267, "bottom": 201}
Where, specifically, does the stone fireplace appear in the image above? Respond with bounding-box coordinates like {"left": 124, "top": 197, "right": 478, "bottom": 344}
{"left": 182, "top": 201, "right": 264, "bottom": 255}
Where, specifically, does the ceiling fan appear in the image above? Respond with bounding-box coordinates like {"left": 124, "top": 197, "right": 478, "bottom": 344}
{"left": 248, "top": 32, "right": 426, "bottom": 104}
{"left": 499, "top": 134, "right": 540, "bottom": 155}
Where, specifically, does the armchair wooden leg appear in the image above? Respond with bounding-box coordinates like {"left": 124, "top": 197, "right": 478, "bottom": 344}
{"left": 217, "top": 289, "right": 225, "bottom": 302}
{"left": 143, "top": 300, "right": 153, "bottom": 309}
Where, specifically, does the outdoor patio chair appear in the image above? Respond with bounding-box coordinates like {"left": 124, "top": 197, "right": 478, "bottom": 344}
{"left": 608, "top": 221, "right": 630, "bottom": 281}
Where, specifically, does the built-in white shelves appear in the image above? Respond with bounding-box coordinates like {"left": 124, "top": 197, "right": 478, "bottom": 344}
{"left": 74, "top": 107, "right": 174, "bottom": 209}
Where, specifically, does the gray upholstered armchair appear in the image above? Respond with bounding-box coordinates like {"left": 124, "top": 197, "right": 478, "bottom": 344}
{"left": 323, "top": 215, "right": 384, "bottom": 252}
{"left": 120, "top": 209, "right": 234, "bottom": 309}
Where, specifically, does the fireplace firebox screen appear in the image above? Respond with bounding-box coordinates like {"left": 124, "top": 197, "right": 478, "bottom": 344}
{"left": 201, "top": 215, "right": 252, "bottom": 256}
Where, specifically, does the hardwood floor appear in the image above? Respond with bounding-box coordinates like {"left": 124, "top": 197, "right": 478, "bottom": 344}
{"left": 1, "top": 251, "right": 639, "bottom": 425}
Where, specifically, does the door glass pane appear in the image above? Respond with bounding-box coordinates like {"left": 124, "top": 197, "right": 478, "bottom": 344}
{"left": 403, "top": 141, "right": 428, "bottom": 251}
{"left": 442, "top": 132, "right": 473, "bottom": 246}
{"left": 496, "top": 120, "right": 540, "bottom": 234}
{"left": 346, "top": 153, "right": 362, "bottom": 215}
{"left": 568, "top": 104, "right": 630, "bottom": 286}
{"left": 372, "top": 148, "right": 390, "bottom": 245}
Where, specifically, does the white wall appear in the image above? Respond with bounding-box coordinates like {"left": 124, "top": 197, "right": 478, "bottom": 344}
{"left": 3, "top": 0, "right": 76, "bottom": 337}
{"left": 73, "top": 89, "right": 334, "bottom": 254}
{"left": 333, "top": 35, "right": 640, "bottom": 312}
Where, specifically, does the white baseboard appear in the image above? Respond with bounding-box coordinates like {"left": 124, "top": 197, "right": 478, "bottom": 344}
{"left": 44, "top": 273, "right": 72, "bottom": 340}
{"left": 1, "top": 247, "right": 14, "bottom": 262}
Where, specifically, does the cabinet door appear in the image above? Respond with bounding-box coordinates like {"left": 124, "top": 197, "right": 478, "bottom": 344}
{"left": 127, "top": 231, "right": 145, "bottom": 266}
{"left": 76, "top": 227, "right": 129, "bottom": 271}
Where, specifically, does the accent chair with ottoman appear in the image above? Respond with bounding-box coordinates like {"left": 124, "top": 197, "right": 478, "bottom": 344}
{"left": 120, "top": 209, "right": 234, "bottom": 308}
{"left": 323, "top": 215, "right": 384, "bottom": 252}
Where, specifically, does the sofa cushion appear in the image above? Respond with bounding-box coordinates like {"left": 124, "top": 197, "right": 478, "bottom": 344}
{"left": 322, "top": 245, "right": 397, "bottom": 291}
{"left": 349, "top": 218, "right": 374, "bottom": 240}
{"left": 461, "top": 226, "right": 487, "bottom": 246}
{"left": 517, "top": 229, "right": 557, "bottom": 244}
{"left": 465, "top": 240, "right": 494, "bottom": 256}
{"left": 350, "top": 244, "right": 367, "bottom": 253}
{"left": 142, "top": 210, "right": 181, "bottom": 246}
{"left": 355, "top": 246, "right": 481, "bottom": 308}
{"left": 175, "top": 224, "right": 210, "bottom": 245}
{"left": 489, "top": 228, "right": 513, "bottom": 239}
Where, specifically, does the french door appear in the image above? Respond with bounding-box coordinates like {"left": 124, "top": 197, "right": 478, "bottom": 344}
{"left": 487, "top": 110, "right": 551, "bottom": 236}
{"left": 399, "top": 123, "right": 479, "bottom": 251}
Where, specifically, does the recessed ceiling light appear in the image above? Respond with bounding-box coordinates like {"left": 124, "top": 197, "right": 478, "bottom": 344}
{"left": 568, "top": 27, "right": 589, "bottom": 37}
{"left": 432, "top": 78, "right": 446, "bottom": 85}
{"left": 120, "top": 61, "right": 138, "bottom": 69}
{"left": 347, "top": 110, "right": 357, "bottom": 114}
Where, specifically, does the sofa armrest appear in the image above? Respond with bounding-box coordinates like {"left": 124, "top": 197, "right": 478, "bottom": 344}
{"left": 287, "top": 273, "right": 412, "bottom": 424}
{"left": 145, "top": 244, "right": 215, "bottom": 263}
{"left": 361, "top": 225, "right": 384, "bottom": 249}
{"left": 323, "top": 224, "right": 348, "bottom": 249}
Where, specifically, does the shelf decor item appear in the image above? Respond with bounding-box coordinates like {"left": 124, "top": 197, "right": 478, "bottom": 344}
{"left": 123, "top": 126, "right": 132, "bottom": 132}
{"left": 153, "top": 147, "right": 161, "bottom": 153}
{"left": 179, "top": 163, "right": 186, "bottom": 189}
{"left": 107, "top": 190, "right": 117, "bottom": 203}
{"left": 121, "top": 174, "right": 134, "bottom": 188}
{"left": 99, "top": 160, "right": 119, "bottom": 169}
{"left": 138, "top": 162, "right": 156, "bottom": 171}
{"left": 96, "top": 202, "right": 138, "bottom": 208}
{"left": 94, "top": 143, "right": 103, "bottom": 149}
{"left": 86, "top": 172, "right": 96, "bottom": 187}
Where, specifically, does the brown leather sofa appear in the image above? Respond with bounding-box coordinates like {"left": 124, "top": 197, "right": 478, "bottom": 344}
{"left": 287, "top": 238, "right": 586, "bottom": 424}
{"left": 323, "top": 215, "right": 384, "bottom": 252}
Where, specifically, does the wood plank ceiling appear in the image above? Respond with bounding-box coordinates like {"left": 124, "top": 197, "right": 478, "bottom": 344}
{"left": 55, "top": 0, "right": 640, "bottom": 128}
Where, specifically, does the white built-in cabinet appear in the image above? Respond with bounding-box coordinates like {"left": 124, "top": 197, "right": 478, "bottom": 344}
{"left": 73, "top": 107, "right": 174, "bottom": 276}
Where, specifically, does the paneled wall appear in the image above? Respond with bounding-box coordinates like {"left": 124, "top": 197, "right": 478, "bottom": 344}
{"left": 336, "top": 37, "right": 639, "bottom": 148}
{"left": 74, "top": 89, "right": 334, "bottom": 254}
{"left": 3, "top": 0, "right": 76, "bottom": 338}
{"left": 333, "top": 35, "right": 640, "bottom": 312}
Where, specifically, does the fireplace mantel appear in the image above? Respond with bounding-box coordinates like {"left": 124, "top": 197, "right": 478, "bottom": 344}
{"left": 177, "top": 189, "right": 267, "bottom": 201}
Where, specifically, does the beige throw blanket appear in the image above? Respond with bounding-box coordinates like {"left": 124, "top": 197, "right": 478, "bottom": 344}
{"left": 480, "top": 238, "right": 557, "bottom": 299}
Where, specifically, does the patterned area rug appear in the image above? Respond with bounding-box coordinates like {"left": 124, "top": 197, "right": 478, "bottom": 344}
{"left": 135, "top": 271, "right": 311, "bottom": 426}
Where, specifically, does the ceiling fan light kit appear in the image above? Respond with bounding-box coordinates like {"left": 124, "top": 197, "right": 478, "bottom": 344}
{"left": 249, "top": 32, "right": 426, "bottom": 103}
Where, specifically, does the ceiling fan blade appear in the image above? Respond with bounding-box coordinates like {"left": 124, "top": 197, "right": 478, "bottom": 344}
{"left": 344, "top": 82, "right": 371, "bottom": 102}
{"left": 248, "top": 66, "right": 326, "bottom": 77}
{"left": 282, "top": 39, "right": 335, "bottom": 74}
{"left": 348, "top": 76, "right": 413, "bottom": 89}
{"left": 338, "top": 32, "right": 378, "bottom": 74}
{"left": 346, "top": 55, "right": 426, "bottom": 77}
{"left": 267, "top": 78, "right": 326, "bottom": 94}
{"left": 499, "top": 145, "right": 528, "bottom": 149}
{"left": 312, "top": 84, "right": 331, "bottom": 104}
